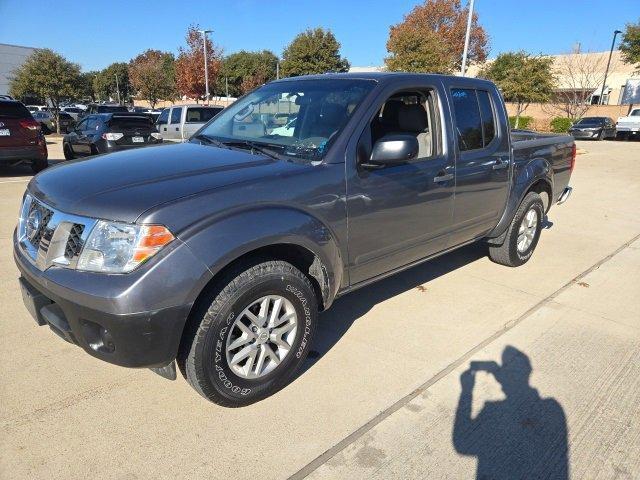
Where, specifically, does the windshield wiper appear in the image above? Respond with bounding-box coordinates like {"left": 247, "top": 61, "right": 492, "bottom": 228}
{"left": 191, "top": 134, "right": 228, "bottom": 148}
{"left": 220, "top": 140, "right": 283, "bottom": 160}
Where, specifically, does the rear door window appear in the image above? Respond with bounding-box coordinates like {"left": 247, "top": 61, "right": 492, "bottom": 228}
{"left": 451, "top": 88, "right": 483, "bottom": 151}
{"left": 157, "top": 109, "right": 169, "bottom": 124}
{"left": 170, "top": 107, "right": 182, "bottom": 124}
{"left": 476, "top": 90, "right": 496, "bottom": 145}
{"left": 85, "top": 116, "right": 100, "bottom": 131}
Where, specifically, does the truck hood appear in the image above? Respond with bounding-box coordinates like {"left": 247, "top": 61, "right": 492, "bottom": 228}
{"left": 29, "top": 142, "right": 297, "bottom": 223}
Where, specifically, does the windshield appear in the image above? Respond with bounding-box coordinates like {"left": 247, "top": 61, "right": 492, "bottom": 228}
{"left": 576, "top": 117, "right": 604, "bottom": 125}
{"left": 197, "top": 79, "right": 376, "bottom": 161}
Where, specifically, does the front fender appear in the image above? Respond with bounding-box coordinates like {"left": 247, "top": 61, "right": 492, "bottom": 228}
{"left": 487, "top": 156, "right": 553, "bottom": 239}
{"left": 179, "top": 206, "right": 343, "bottom": 308}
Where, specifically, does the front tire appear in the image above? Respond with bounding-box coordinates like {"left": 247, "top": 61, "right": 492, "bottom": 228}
{"left": 488, "top": 192, "right": 544, "bottom": 267}
{"left": 180, "top": 260, "right": 318, "bottom": 407}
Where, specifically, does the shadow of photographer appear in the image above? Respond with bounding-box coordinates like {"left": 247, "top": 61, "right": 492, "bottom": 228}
{"left": 453, "top": 346, "right": 568, "bottom": 480}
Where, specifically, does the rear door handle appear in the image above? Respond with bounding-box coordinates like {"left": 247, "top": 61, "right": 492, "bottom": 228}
{"left": 433, "top": 173, "right": 454, "bottom": 183}
{"left": 492, "top": 159, "right": 509, "bottom": 170}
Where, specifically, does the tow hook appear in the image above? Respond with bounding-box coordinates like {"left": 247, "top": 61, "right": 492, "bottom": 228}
{"left": 150, "top": 361, "right": 177, "bottom": 380}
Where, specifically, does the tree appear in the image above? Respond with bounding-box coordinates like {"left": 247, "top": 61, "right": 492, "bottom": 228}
{"left": 620, "top": 19, "right": 640, "bottom": 73}
{"left": 77, "top": 71, "right": 98, "bottom": 102}
{"left": 175, "top": 25, "right": 222, "bottom": 102}
{"left": 94, "top": 63, "right": 130, "bottom": 104}
{"left": 280, "top": 28, "right": 349, "bottom": 77}
{"left": 9, "top": 49, "right": 82, "bottom": 133}
{"left": 545, "top": 51, "right": 608, "bottom": 119}
{"left": 221, "top": 50, "right": 278, "bottom": 97}
{"left": 480, "top": 52, "right": 555, "bottom": 128}
{"left": 385, "top": 0, "right": 488, "bottom": 73}
{"left": 129, "top": 50, "right": 176, "bottom": 108}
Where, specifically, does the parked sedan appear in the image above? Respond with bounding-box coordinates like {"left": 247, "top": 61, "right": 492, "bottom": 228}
{"left": 62, "top": 113, "right": 162, "bottom": 159}
{"left": 568, "top": 117, "right": 616, "bottom": 140}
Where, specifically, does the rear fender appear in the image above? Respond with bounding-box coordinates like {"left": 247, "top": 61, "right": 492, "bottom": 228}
{"left": 487, "top": 157, "right": 553, "bottom": 240}
{"left": 179, "top": 206, "right": 343, "bottom": 308}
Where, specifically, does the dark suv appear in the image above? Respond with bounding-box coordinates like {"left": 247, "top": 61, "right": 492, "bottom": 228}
{"left": 0, "top": 99, "right": 48, "bottom": 173}
{"left": 63, "top": 113, "right": 162, "bottom": 158}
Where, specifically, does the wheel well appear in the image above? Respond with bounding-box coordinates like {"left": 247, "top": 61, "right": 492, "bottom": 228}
{"left": 176, "top": 244, "right": 329, "bottom": 371}
{"left": 528, "top": 179, "right": 552, "bottom": 212}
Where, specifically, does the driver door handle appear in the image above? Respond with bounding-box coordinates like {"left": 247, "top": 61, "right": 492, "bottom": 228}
{"left": 433, "top": 173, "right": 454, "bottom": 183}
{"left": 492, "top": 159, "right": 510, "bottom": 170}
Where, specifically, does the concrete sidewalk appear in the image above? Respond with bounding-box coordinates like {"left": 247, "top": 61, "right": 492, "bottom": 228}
{"left": 1, "top": 140, "right": 639, "bottom": 479}
{"left": 303, "top": 237, "right": 640, "bottom": 479}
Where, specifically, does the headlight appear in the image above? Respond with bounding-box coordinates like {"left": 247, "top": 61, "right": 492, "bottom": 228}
{"left": 77, "top": 221, "right": 174, "bottom": 273}
{"left": 150, "top": 132, "right": 162, "bottom": 140}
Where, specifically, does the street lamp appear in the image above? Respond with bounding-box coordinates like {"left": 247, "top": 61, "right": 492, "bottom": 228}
{"left": 599, "top": 29, "right": 622, "bottom": 105}
{"left": 114, "top": 73, "right": 121, "bottom": 105}
{"left": 460, "top": 0, "right": 476, "bottom": 76}
{"left": 198, "top": 29, "right": 213, "bottom": 105}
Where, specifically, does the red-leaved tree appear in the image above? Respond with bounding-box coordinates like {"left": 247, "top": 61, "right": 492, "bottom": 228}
{"left": 175, "top": 25, "right": 222, "bottom": 102}
{"left": 386, "top": 0, "right": 489, "bottom": 73}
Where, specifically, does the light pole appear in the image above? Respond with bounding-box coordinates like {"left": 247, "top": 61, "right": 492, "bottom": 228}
{"left": 460, "top": 0, "right": 475, "bottom": 76}
{"left": 198, "top": 29, "right": 213, "bottom": 105}
{"left": 599, "top": 29, "right": 622, "bottom": 105}
{"left": 114, "top": 74, "right": 121, "bottom": 105}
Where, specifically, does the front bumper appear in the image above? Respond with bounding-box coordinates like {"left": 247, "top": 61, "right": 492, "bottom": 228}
{"left": 14, "top": 231, "right": 209, "bottom": 368}
{"left": 569, "top": 130, "right": 600, "bottom": 139}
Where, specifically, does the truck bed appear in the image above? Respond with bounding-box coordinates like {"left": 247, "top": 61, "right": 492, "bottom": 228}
{"left": 510, "top": 129, "right": 574, "bottom": 205}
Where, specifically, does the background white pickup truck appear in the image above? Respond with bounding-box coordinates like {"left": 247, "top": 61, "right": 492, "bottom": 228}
{"left": 616, "top": 107, "right": 640, "bottom": 138}
{"left": 156, "top": 104, "right": 223, "bottom": 141}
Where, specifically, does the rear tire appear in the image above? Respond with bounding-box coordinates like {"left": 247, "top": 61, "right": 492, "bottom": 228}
{"left": 179, "top": 260, "right": 318, "bottom": 407}
{"left": 31, "top": 158, "right": 48, "bottom": 173}
{"left": 488, "top": 192, "right": 544, "bottom": 267}
{"left": 63, "top": 143, "right": 74, "bottom": 160}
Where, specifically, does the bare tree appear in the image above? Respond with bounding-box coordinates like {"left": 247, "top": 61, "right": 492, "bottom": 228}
{"left": 544, "top": 51, "right": 612, "bottom": 119}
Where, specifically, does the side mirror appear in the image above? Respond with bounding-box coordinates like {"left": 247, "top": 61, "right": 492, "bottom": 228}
{"left": 368, "top": 134, "right": 419, "bottom": 166}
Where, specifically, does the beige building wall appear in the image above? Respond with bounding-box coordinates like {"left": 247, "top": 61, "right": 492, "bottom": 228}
{"left": 504, "top": 102, "right": 632, "bottom": 131}
{"left": 467, "top": 50, "right": 638, "bottom": 107}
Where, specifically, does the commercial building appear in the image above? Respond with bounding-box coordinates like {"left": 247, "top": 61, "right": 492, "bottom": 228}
{"left": 0, "top": 43, "right": 37, "bottom": 96}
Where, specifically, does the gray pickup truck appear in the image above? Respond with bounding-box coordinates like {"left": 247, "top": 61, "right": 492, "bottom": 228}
{"left": 14, "top": 73, "right": 574, "bottom": 406}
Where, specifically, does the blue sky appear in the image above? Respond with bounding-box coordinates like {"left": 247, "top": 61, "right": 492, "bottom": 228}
{"left": 0, "top": 0, "right": 637, "bottom": 71}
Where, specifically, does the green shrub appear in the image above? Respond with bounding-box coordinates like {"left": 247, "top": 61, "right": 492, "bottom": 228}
{"left": 550, "top": 117, "right": 575, "bottom": 133}
{"left": 508, "top": 116, "right": 533, "bottom": 129}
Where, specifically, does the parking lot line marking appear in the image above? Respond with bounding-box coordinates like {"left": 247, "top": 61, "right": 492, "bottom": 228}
{"left": 288, "top": 232, "right": 640, "bottom": 480}
{"left": 0, "top": 179, "right": 30, "bottom": 184}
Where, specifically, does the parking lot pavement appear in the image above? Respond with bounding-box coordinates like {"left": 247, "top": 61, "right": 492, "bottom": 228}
{"left": 1, "top": 139, "right": 639, "bottom": 479}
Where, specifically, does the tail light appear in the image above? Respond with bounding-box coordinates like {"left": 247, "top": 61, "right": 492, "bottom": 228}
{"left": 19, "top": 119, "right": 40, "bottom": 131}
{"left": 102, "top": 132, "right": 124, "bottom": 141}
{"left": 570, "top": 144, "right": 576, "bottom": 172}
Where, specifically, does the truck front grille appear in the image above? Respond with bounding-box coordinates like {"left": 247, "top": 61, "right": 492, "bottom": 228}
{"left": 18, "top": 195, "right": 97, "bottom": 271}
{"left": 64, "top": 224, "right": 85, "bottom": 260}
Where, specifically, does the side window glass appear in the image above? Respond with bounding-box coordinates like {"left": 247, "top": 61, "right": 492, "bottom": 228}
{"left": 368, "top": 91, "right": 435, "bottom": 160}
{"left": 477, "top": 90, "right": 496, "bottom": 146}
{"left": 451, "top": 88, "right": 482, "bottom": 151}
{"left": 170, "top": 107, "right": 182, "bottom": 124}
{"left": 157, "top": 109, "right": 169, "bottom": 125}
